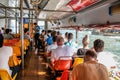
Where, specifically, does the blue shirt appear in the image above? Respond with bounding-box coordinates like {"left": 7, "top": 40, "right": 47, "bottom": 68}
{"left": 46, "top": 36, "right": 53, "bottom": 45}
{"left": 35, "top": 25, "right": 40, "bottom": 33}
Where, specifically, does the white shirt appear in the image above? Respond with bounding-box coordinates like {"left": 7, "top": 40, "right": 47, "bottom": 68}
{"left": 47, "top": 44, "right": 58, "bottom": 53}
{"left": 0, "top": 46, "right": 13, "bottom": 75}
{"left": 97, "top": 51, "right": 116, "bottom": 70}
{"left": 65, "top": 40, "right": 78, "bottom": 53}
{"left": 51, "top": 45, "right": 74, "bottom": 62}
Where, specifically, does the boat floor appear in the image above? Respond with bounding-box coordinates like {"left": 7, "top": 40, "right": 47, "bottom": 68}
{"left": 17, "top": 50, "right": 51, "bottom": 80}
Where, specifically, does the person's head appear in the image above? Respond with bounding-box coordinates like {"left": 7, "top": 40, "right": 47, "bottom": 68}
{"left": 57, "top": 36, "right": 64, "bottom": 46}
{"left": 24, "top": 28, "right": 29, "bottom": 34}
{"left": 52, "top": 36, "right": 57, "bottom": 43}
{"left": 34, "top": 23, "right": 37, "bottom": 26}
{"left": 1, "top": 27, "right": 4, "bottom": 30}
{"left": 84, "top": 50, "right": 97, "bottom": 62}
{"left": 0, "top": 34, "right": 4, "bottom": 48}
{"left": 51, "top": 30, "right": 57, "bottom": 37}
{"left": 5, "top": 29, "right": 10, "bottom": 34}
{"left": 94, "top": 39, "right": 104, "bottom": 52}
{"left": 47, "top": 30, "right": 52, "bottom": 36}
{"left": 41, "top": 30, "right": 45, "bottom": 35}
{"left": 82, "top": 35, "right": 89, "bottom": 47}
{"left": 68, "top": 33, "right": 73, "bottom": 40}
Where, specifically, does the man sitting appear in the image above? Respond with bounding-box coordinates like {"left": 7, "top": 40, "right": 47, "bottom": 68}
{"left": 0, "top": 34, "right": 13, "bottom": 75}
{"left": 70, "top": 50, "right": 109, "bottom": 80}
{"left": 51, "top": 36, "right": 74, "bottom": 63}
{"left": 48, "top": 36, "right": 74, "bottom": 72}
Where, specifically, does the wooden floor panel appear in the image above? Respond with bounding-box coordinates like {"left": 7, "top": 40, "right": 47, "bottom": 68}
{"left": 17, "top": 50, "right": 50, "bottom": 80}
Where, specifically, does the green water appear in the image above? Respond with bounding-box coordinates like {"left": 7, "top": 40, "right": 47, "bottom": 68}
{"left": 60, "top": 30, "right": 120, "bottom": 68}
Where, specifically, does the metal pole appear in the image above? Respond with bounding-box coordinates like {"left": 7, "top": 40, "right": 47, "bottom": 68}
{"left": 20, "top": 0, "right": 24, "bottom": 70}
{"left": 28, "top": 10, "right": 31, "bottom": 31}
{"left": 76, "top": 27, "right": 78, "bottom": 44}
{"left": 5, "top": 8, "right": 7, "bottom": 29}
{"left": 15, "top": 0, "right": 18, "bottom": 34}
{"left": 15, "top": 13, "right": 17, "bottom": 34}
{"left": 32, "top": 7, "right": 34, "bottom": 24}
{"left": 45, "top": 21, "right": 48, "bottom": 30}
{"left": 0, "top": 6, "right": 74, "bottom": 13}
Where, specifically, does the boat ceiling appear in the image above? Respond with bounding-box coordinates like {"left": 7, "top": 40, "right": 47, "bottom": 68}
{"left": 37, "top": 0, "right": 102, "bottom": 20}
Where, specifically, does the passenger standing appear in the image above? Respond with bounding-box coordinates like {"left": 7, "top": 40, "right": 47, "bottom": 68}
{"left": 33, "top": 23, "right": 40, "bottom": 49}
{"left": 0, "top": 34, "right": 13, "bottom": 75}
{"left": 70, "top": 50, "right": 109, "bottom": 80}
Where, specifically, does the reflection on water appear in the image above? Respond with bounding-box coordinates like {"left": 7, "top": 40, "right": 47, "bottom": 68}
{"left": 60, "top": 30, "right": 120, "bottom": 69}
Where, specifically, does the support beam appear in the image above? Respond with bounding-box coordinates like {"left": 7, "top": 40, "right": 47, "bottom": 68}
{"left": 0, "top": 6, "right": 74, "bottom": 13}
{"left": 15, "top": 13, "right": 17, "bottom": 34}
{"left": 5, "top": 8, "right": 7, "bottom": 28}
{"left": 45, "top": 21, "right": 48, "bottom": 30}
{"left": 0, "top": 16, "right": 57, "bottom": 21}
{"left": 20, "top": 0, "right": 24, "bottom": 70}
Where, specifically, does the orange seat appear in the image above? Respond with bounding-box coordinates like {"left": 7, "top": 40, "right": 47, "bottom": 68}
{"left": 72, "top": 57, "right": 83, "bottom": 68}
{"left": 0, "top": 69, "right": 12, "bottom": 80}
{"left": 54, "top": 60, "right": 72, "bottom": 71}
{"left": 8, "top": 54, "right": 21, "bottom": 67}
{"left": 11, "top": 46, "right": 21, "bottom": 56}
{"left": 4, "top": 39, "right": 8, "bottom": 43}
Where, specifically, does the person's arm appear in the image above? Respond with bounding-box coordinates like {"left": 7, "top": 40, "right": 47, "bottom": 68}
{"left": 70, "top": 67, "right": 78, "bottom": 80}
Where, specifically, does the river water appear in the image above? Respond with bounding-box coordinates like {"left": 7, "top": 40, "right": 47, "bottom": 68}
{"left": 60, "top": 30, "right": 120, "bottom": 69}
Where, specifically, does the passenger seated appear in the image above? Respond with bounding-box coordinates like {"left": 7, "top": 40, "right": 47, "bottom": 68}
{"left": 70, "top": 50, "right": 109, "bottom": 80}
{"left": 0, "top": 34, "right": 13, "bottom": 75}
{"left": 24, "top": 28, "right": 31, "bottom": 41}
{"left": 51, "top": 36, "right": 74, "bottom": 63}
{"left": 46, "top": 36, "right": 58, "bottom": 56}
{"left": 77, "top": 35, "right": 89, "bottom": 57}
{"left": 93, "top": 39, "right": 116, "bottom": 69}
{"left": 48, "top": 36, "right": 73, "bottom": 72}
{"left": 64, "top": 33, "right": 78, "bottom": 53}
{"left": 46, "top": 30, "right": 53, "bottom": 45}
{"left": 3, "top": 29, "right": 14, "bottom": 39}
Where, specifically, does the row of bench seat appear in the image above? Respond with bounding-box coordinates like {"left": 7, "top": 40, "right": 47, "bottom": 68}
{"left": 0, "top": 39, "right": 30, "bottom": 80}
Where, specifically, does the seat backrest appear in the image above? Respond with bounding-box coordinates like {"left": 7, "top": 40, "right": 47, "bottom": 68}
{"left": 54, "top": 59, "right": 72, "bottom": 71}
{"left": 0, "top": 69, "right": 12, "bottom": 80}
{"left": 72, "top": 57, "right": 84, "bottom": 68}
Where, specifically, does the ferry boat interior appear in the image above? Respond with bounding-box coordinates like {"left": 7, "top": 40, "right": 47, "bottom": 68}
{"left": 0, "top": 0, "right": 120, "bottom": 80}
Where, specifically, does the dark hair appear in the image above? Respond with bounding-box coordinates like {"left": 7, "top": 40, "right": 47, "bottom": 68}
{"left": 85, "top": 50, "right": 97, "bottom": 58}
{"left": 1, "top": 27, "right": 4, "bottom": 30}
{"left": 5, "top": 29, "right": 10, "bottom": 34}
{"left": 52, "top": 36, "right": 57, "bottom": 42}
{"left": 68, "top": 33, "right": 73, "bottom": 40}
{"left": 0, "top": 34, "right": 4, "bottom": 47}
{"left": 24, "top": 28, "right": 29, "bottom": 33}
{"left": 51, "top": 31, "right": 57, "bottom": 37}
{"left": 34, "top": 23, "right": 37, "bottom": 25}
{"left": 94, "top": 39, "right": 104, "bottom": 52}
{"left": 42, "top": 30, "right": 45, "bottom": 33}
{"left": 57, "top": 31, "right": 60, "bottom": 35}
